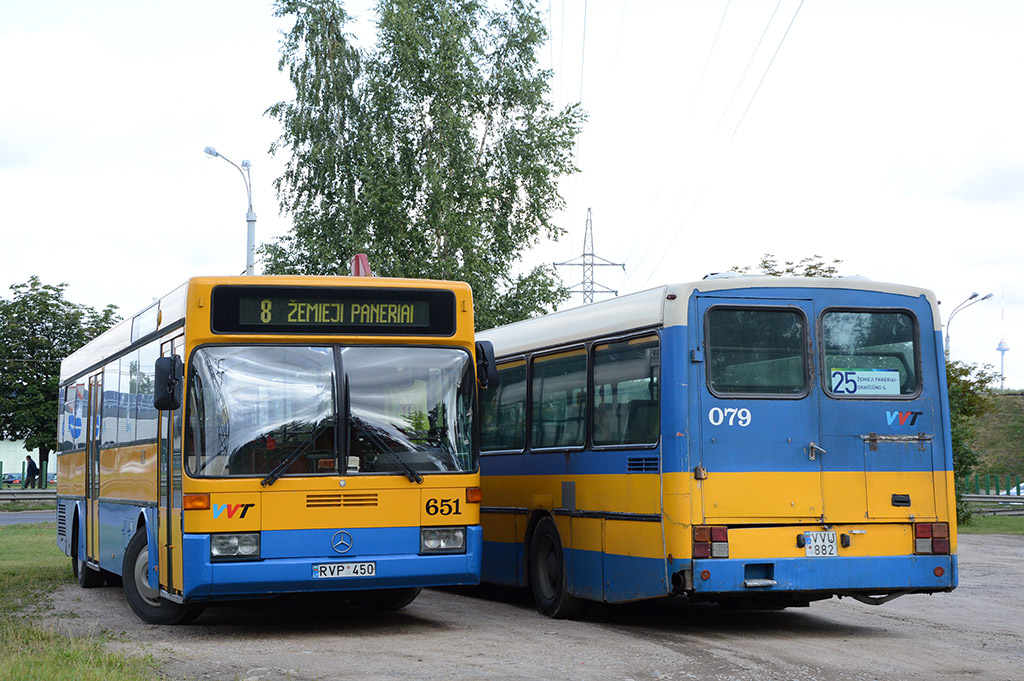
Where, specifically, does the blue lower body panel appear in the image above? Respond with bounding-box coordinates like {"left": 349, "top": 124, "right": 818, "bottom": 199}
{"left": 182, "top": 525, "right": 482, "bottom": 600}
{"left": 691, "top": 553, "right": 957, "bottom": 596}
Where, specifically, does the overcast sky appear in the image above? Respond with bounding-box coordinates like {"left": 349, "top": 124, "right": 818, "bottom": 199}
{"left": 1, "top": 0, "right": 1020, "bottom": 388}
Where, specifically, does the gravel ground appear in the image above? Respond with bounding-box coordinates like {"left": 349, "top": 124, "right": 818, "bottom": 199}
{"left": 40, "top": 534, "right": 1024, "bottom": 681}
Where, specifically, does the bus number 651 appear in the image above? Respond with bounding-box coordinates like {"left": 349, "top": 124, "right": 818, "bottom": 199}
{"left": 425, "top": 498, "right": 461, "bottom": 516}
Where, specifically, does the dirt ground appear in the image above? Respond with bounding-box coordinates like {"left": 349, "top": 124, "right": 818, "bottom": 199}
{"left": 42, "top": 534, "right": 1024, "bottom": 681}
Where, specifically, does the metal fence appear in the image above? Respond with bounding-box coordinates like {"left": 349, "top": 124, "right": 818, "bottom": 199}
{"left": 0, "top": 489, "right": 56, "bottom": 504}
{"left": 963, "top": 474, "right": 1023, "bottom": 495}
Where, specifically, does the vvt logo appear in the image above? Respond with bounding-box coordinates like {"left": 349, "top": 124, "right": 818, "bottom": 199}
{"left": 213, "top": 503, "right": 256, "bottom": 519}
{"left": 887, "top": 410, "right": 924, "bottom": 427}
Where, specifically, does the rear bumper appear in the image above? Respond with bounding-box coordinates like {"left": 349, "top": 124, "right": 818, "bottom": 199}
{"left": 688, "top": 552, "right": 957, "bottom": 598}
{"left": 181, "top": 525, "right": 482, "bottom": 600}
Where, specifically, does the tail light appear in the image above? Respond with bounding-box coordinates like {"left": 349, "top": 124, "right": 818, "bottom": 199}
{"left": 693, "top": 525, "right": 729, "bottom": 558}
{"left": 914, "top": 522, "right": 950, "bottom": 554}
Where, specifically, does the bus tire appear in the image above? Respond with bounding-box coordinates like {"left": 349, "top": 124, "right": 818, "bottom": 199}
{"left": 349, "top": 587, "right": 422, "bottom": 611}
{"left": 122, "top": 529, "right": 201, "bottom": 625}
{"left": 529, "top": 517, "right": 585, "bottom": 619}
{"left": 72, "top": 522, "right": 104, "bottom": 589}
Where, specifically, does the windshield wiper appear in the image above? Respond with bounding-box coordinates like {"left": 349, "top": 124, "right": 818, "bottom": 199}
{"left": 260, "top": 417, "right": 336, "bottom": 488}
{"left": 349, "top": 414, "right": 424, "bottom": 484}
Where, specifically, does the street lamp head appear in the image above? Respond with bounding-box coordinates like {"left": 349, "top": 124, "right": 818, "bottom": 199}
{"left": 981, "top": 293, "right": 994, "bottom": 301}
{"left": 241, "top": 160, "right": 252, "bottom": 170}
{"left": 203, "top": 146, "right": 220, "bottom": 159}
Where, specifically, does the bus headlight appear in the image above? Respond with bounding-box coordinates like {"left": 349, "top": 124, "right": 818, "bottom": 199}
{"left": 420, "top": 527, "right": 466, "bottom": 554}
{"left": 211, "top": 532, "right": 261, "bottom": 561}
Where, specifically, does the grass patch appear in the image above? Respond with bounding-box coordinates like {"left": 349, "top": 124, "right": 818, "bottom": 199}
{"left": 959, "top": 513, "right": 1024, "bottom": 535}
{"left": 0, "top": 523, "right": 160, "bottom": 681}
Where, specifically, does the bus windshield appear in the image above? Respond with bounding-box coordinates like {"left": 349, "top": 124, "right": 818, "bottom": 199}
{"left": 185, "top": 345, "right": 476, "bottom": 478}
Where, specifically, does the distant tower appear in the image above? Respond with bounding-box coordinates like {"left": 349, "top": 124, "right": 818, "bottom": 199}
{"left": 556, "top": 208, "right": 624, "bottom": 304}
{"left": 997, "top": 294, "right": 1010, "bottom": 390}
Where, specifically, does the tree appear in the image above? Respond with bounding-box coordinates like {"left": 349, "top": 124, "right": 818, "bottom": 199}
{"left": 946, "top": 360, "right": 998, "bottom": 523}
{"left": 731, "top": 253, "right": 843, "bottom": 278}
{"left": 0, "top": 277, "right": 119, "bottom": 468}
{"left": 263, "top": 0, "right": 585, "bottom": 329}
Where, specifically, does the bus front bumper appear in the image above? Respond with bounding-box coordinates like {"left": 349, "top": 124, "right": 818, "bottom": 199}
{"left": 179, "top": 525, "right": 482, "bottom": 600}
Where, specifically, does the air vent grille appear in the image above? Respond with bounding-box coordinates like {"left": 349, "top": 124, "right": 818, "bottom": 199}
{"left": 306, "top": 494, "right": 342, "bottom": 508}
{"left": 57, "top": 504, "right": 67, "bottom": 539}
{"left": 627, "top": 456, "right": 659, "bottom": 473}
{"left": 343, "top": 493, "right": 378, "bottom": 507}
{"left": 305, "top": 493, "right": 380, "bottom": 508}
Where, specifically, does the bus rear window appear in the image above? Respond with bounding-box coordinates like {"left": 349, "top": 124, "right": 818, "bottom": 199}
{"left": 706, "top": 307, "right": 807, "bottom": 396}
{"left": 822, "top": 310, "right": 919, "bottom": 397}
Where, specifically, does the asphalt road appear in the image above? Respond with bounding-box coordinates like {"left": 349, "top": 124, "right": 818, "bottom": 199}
{"left": 0, "top": 510, "right": 55, "bottom": 525}
{"left": 38, "top": 534, "right": 1024, "bottom": 681}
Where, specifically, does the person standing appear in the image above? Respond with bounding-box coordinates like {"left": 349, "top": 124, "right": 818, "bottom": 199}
{"left": 24, "top": 455, "right": 39, "bottom": 489}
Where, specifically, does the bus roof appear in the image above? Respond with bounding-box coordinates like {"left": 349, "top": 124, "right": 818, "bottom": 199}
{"left": 479, "top": 276, "right": 940, "bottom": 358}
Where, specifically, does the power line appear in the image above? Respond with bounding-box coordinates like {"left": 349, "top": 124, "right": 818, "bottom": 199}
{"left": 729, "top": 0, "right": 806, "bottom": 139}
{"left": 687, "top": 0, "right": 732, "bottom": 117}
{"left": 714, "top": 0, "right": 785, "bottom": 135}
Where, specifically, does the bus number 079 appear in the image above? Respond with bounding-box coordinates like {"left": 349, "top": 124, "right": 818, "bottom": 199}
{"left": 708, "top": 407, "right": 752, "bottom": 427}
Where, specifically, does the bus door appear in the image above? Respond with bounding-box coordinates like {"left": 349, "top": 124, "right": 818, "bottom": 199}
{"left": 158, "top": 336, "right": 186, "bottom": 593}
{"left": 85, "top": 372, "right": 103, "bottom": 563}
{"left": 695, "top": 298, "right": 824, "bottom": 522}
{"left": 816, "top": 306, "right": 936, "bottom": 522}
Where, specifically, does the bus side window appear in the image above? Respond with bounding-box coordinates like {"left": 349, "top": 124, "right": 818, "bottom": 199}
{"left": 480, "top": 361, "right": 527, "bottom": 453}
{"left": 532, "top": 349, "right": 587, "bottom": 449}
{"left": 592, "top": 334, "right": 660, "bottom": 446}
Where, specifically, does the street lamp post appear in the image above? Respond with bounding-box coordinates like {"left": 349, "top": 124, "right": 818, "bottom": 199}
{"left": 944, "top": 292, "right": 993, "bottom": 359}
{"left": 204, "top": 146, "right": 256, "bottom": 276}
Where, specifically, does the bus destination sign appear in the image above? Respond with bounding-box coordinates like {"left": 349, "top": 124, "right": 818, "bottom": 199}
{"left": 211, "top": 286, "right": 456, "bottom": 336}
{"left": 240, "top": 297, "right": 430, "bottom": 328}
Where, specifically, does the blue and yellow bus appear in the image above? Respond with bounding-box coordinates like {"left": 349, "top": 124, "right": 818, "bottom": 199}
{"left": 56, "top": 275, "right": 493, "bottom": 624}
{"left": 478, "top": 275, "right": 956, "bottom": 617}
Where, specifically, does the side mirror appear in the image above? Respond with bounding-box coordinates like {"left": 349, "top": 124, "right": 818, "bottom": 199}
{"left": 475, "top": 340, "right": 499, "bottom": 389}
{"left": 154, "top": 355, "right": 184, "bottom": 410}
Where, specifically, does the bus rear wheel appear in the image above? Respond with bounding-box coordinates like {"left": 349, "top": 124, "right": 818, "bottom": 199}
{"left": 122, "top": 529, "right": 203, "bottom": 625}
{"left": 349, "top": 587, "right": 422, "bottom": 611}
{"left": 529, "top": 517, "right": 585, "bottom": 619}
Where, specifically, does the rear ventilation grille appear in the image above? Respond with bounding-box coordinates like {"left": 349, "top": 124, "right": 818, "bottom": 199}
{"left": 305, "top": 493, "right": 379, "bottom": 508}
{"left": 57, "top": 504, "right": 67, "bottom": 539}
{"left": 627, "top": 456, "right": 659, "bottom": 473}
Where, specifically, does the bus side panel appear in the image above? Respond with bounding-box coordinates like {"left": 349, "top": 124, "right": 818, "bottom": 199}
{"left": 98, "top": 443, "right": 158, "bottom": 502}
{"left": 97, "top": 500, "right": 148, "bottom": 575}
{"left": 480, "top": 510, "right": 525, "bottom": 587}
{"left": 56, "top": 450, "right": 86, "bottom": 498}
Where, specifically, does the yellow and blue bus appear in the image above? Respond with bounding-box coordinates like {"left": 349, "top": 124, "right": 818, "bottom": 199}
{"left": 478, "top": 276, "right": 956, "bottom": 617}
{"left": 56, "top": 275, "right": 494, "bottom": 624}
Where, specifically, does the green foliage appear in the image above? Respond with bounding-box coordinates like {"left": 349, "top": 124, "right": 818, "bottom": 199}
{"left": 946, "top": 360, "right": 999, "bottom": 524}
{"left": 264, "top": 0, "right": 585, "bottom": 329}
{"left": 731, "top": 253, "right": 843, "bottom": 278}
{"left": 0, "top": 277, "right": 119, "bottom": 459}
{"left": 973, "top": 393, "right": 1024, "bottom": 475}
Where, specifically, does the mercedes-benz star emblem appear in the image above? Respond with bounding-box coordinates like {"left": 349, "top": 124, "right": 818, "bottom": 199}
{"left": 331, "top": 530, "right": 353, "bottom": 554}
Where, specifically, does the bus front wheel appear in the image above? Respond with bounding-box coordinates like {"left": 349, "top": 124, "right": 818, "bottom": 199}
{"left": 122, "top": 530, "right": 203, "bottom": 625}
{"left": 529, "top": 517, "right": 585, "bottom": 619}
